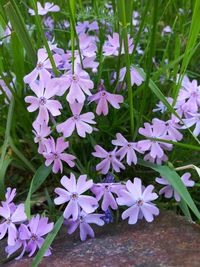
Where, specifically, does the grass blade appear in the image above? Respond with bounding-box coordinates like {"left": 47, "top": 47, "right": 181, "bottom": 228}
{"left": 25, "top": 164, "right": 51, "bottom": 218}
{"left": 32, "top": 215, "right": 64, "bottom": 267}
{"left": 138, "top": 159, "right": 200, "bottom": 220}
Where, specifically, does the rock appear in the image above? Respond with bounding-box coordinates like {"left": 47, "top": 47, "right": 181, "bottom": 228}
{"left": 2, "top": 211, "right": 200, "bottom": 267}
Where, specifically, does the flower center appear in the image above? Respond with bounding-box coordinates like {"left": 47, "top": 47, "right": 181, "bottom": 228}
{"left": 6, "top": 218, "right": 11, "bottom": 225}
{"left": 101, "top": 91, "right": 106, "bottom": 97}
{"left": 127, "top": 143, "right": 131, "bottom": 147}
{"left": 71, "top": 192, "right": 79, "bottom": 200}
{"left": 105, "top": 185, "right": 110, "bottom": 190}
{"left": 108, "top": 154, "right": 112, "bottom": 158}
{"left": 137, "top": 199, "right": 143, "bottom": 206}
{"left": 39, "top": 97, "right": 47, "bottom": 105}
{"left": 31, "top": 234, "right": 38, "bottom": 241}
{"left": 37, "top": 62, "right": 44, "bottom": 70}
{"left": 73, "top": 114, "right": 79, "bottom": 120}
{"left": 54, "top": 153, "right": 59, "bottom": 159}
{"left": 72, "top": 74, "right": 78, "bottom": 82}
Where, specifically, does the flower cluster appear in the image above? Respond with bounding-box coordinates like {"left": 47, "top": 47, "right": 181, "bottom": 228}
{"left": 0, "top": 188, "right": 53, "bottom": 259}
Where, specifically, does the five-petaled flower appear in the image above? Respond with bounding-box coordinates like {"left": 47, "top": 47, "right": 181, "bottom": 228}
{"left": 54, "top": 173, "right": 98, "bottom": 220}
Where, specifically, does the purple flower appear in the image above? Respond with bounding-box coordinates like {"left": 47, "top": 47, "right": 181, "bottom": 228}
{"left": 60, "top": 67, "right": 94, "bottom": 103}
{"left": 56, "top": 102, "right": 96, "bottom": 138}
{"left": 89, "top": 88, "right": 124, "bottom": 116}
{"left": 101, "top": 209, "right": 114, "bottom": 224}
{"left": 92, "top": 145, "right": 125, "bottom": 174}
{"left": 162, "top": 25, "right": 173, "bottom": 36}
{"left": 25, "top": 79, "right": 62, "bottom": 124}
{"left": 138, "top": 120, "right": 173, "bottom": 160}
{"left": 118, "top": 67, "right": 144, "bottom": 86}
{"left": 19, "top": 215, "right": 54, "bottom": 257}
{"left": 29, "top": 2, "right": 60, "bottom": 16}
{"left": 182, "top": 112, "right": 200, "bottom": 137}
{"left": 5, "top": 234, "right": 27, "bottom": 260}
{"left": 156, "top": 172, "right": 195, "bottom": 202}
{"left": 66, "top": 211, "right": 104, "bottom": 241}
{"left": 152, "top": 97, "right": 173, "bottom": 113}
{"left": 54, "top": 173, "right": 98, "bottom": 220}
{"left": 4, "top": 188, "right": 16, "bottom": 205}
{"left": 23, "top": 48, "right": 61, "bottom": 84}
{"left": 43, "top": 137, "right": 76, "bottom": 173}
{"left": 117, "top": 178, "right": 159, "bottom": 224}
{"left": 76, "top": 21, "right": 99, "bottom": 34}
{"left": 177, "top": 76, "right": 200, "bottom": 113}
{"left": 103, "top": 32, "right": 133, "bottom": 56}
{"left": 79, "top": 33, "right": 97, "bottom": 57}
{"left": 112, "top": 133, "right": 142, "bottom": 165}
{"left": 0, "top": 203, "right": 27, "bottom": 245}
{"left": 152, "top": 118, "right": 183, "bottom": 141}
{"left": 32, "top": 121, "right": 51, "bottom": 154}
{"left": 91, "top": 183, "right": 125, "bottom": 211}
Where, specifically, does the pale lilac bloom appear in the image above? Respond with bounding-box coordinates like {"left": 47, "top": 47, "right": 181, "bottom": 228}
{"left": 117, "top": 178, "right": 159, "bottom": 224}
{"left": 138, "top": 120, "right": 173, "bottom": 159}
{"left": 162, "top": 25, "right": 173, "bottom": 36}
{"left": 23, "top": 48, "right": 61, "bottom": 84}
{"left": 5, "top": 234, "right": 27, "bottom": 260}
{"left": 0, "top": 203, "right": 27, "bottom": 245}
{"left": 60, "top": 67, "right": 94, "bottom": 103}
{"left": 118, "top": 66, "right": 144, "bottom": 86}
{"left": 0, "top": 73, "right": 14, "bottom": 104}
{"left": 43, "top": 137, "right": 76, "bottom": 173}
{"left": 182, "top": 112, "right": 200, "bottom": 136}
{"left": 32, "top": 121, "right": 51, "bottom": 154}
{"left": 144, "top": 152, "right": 168, "bottom": 165}
{"left": 92, "top": 145, "right": 125, "bottom": 174}
{"left": 43, "top": 16, "right": 54, "bottom": 30}
{"left": 4, "top": 188, "right": 16, "bottom": 205}
{"left": 25, "top": 79, "right": 62, "bottom": 124}
{"left": 177, "top": 77, "right": 200, "bottom": 113}
{"left": 103, "top": 32, "right": 133, "bottom": 56}
{"left": 79, "top": 33, "right": 97, "bottom": 57}
{"left": 76, "top": 21, "right": 99, "bottom": 34}
{"left": 91, "top": 183, "right": 125, "bottom": 211}
{"left": 29, "top": 2, "right": 60, "bottom": 16}
{"left": 66, "top": 211, "right": 104, "bottom": 241}
{"left": 152, "top": 118, "right": 183, "bottom": 141}
{"left": 19, "top": 215, "right": 54, "bottom": 257}
{"left": 89, "top": 81, "right": 124, "bottom": 116}
{"left": 112, "top": 133, "right": 142, "bottom": 165}
{"left": 156, "top": 172, "right": 195, "bottom": 202}
{"left": 56, "top": 102, "right": 96, "bottom": 138}
{"left": 152, "top": 97, "right": 173, "bottom": 113}
{"left": 0, "top": 22, "right": 11, "bottom": 45}
{"left": 54, "top": 173, "right": 98, "bottom": 220}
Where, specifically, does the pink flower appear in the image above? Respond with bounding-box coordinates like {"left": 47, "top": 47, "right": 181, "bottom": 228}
{"left": 91, "top": 183, "right": 125, "bottom": 211}
{"left": 0, "top": 203, "right": 27, "bottom": 245}
{"left": 56, "top": 102, "right": 96, "bottom": 138}
{"left": 118, "top": 66, "right": 144, "bottom": 86}
{"left": 112, "top": 133, "right": 142, "bottom": 165}
{"left": 156, "top": 172, "right": 195, "bottom": 202}
{"left": 23, "top": 48, "right": 61, "bottom": 84}
{"left": 54, "top": 174, "right": 98, "bottom": 220}
{"left": 32, "top": 121, "right": 51, "bottom": 154}
{"left": 25, "top": 79, "right": 62, "bottom": 124}
{"left": 117, "top": 178, "right": 159, "bottom": 224}
{"left": 138, "top": 120, "right": 173, "bottom": 160}
{"left": 92, "top": 145, "right": 125, "bottom": 174}
{"left": 89, "top": 82, "right": 124, "bottom": 116}
{"left": 59, "top": 67, "right": 94, "bottom": 103}
{"left": 29, "top": 2, "right": 60, "bottom": 16}
{"left": 43, "top": 137, "right": 76, "bottom": 173}
{"left": 66, "top": 211, "right": 104, "bottom": 241}
{"left": 103, "top": 32, "right": 133, "bottom": 56}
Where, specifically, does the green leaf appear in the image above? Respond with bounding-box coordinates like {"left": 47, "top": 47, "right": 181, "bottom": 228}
{"left": 0, "top": 159, "right": 12, "bottom": 200}
{"left": 25, "top": 165, "right": 51, "bottom": 218}
{"left": 32, "top": 215, "right": 64, "bottom": 267}
{"left": 4, "top": 0, "right": 36, "bottom": 64}
{"left": 138, "top": 159, "right": 200, "bottom": 220}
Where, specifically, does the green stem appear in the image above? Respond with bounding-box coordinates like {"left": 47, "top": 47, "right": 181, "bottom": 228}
{"left": 118, "top": 0, "right": 134, "bottom": 137}
{"left": 69, "top": 0, "right": 75, "bottom": 73}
